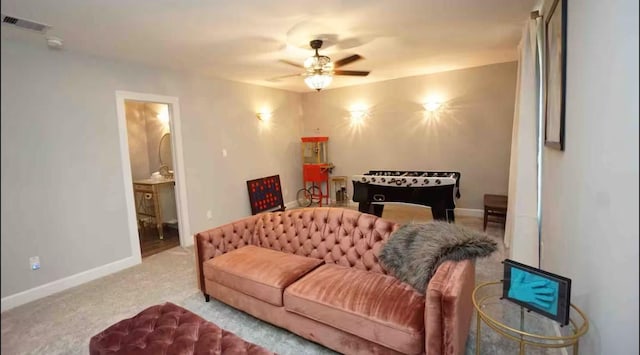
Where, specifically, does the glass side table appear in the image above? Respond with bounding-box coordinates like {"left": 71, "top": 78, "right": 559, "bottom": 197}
{"left": 472, "top": 281, "right": 589, "bottom": 355}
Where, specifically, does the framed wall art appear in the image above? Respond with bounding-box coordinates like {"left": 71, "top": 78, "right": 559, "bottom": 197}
{"left": 246, "top": 174, "right": 285, "bottom": 215}
{"left": 502, "top": 259, "right": 572, "bottom": 325}
{"left": 544, "top": 0, "right": 567, "bottom": 150}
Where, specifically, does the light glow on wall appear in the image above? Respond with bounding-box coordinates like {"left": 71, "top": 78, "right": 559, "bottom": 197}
{"left": 257, "top": 111, "right": 272, "bottom": 122}
{"left": 349, "top": 103, "right": 369, "bottom": 125}
{"left": 423, "top": 101, "right": 442, "bottom": 112}
{"left": 157, "top": 105, "right": 170, "bottom": 125}
{"left": 422, "top": 95, "right": 444, "bottom": 112}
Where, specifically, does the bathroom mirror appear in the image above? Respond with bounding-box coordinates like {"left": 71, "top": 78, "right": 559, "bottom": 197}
{"left": 158, "top": 133, "right": 173, "bottom": 173}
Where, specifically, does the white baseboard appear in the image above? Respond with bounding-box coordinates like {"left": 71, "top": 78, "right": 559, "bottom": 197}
{"left": 363, "top": 202, "right": 484, "bottom": 218}
{"left": 1, "top": 256, "right": 139, "bottom": 312}
{"left": 454, "top": 208, "right": 484, "bottom": 218}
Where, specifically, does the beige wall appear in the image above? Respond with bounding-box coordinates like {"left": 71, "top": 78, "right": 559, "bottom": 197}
{"left": 1, "top": 38, "right": 303, "bottom": 300}
{"left": 143, "top": 103, "right": 170, "bottom": 175}
{"left": 301, "top": 62, "right": 517, "bottom": 210}
{"left": 125, "top": 101, "right": 151, "bottom": 180}
{"left": 539, "top": 0, "right": 638, "bottom": 354}
{"left": 125, "top": 101, "right": 171, "bottom": 180}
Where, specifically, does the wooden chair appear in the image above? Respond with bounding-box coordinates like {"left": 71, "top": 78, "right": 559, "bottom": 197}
{"left": 483, "top": 194, "right": 508, "bottom": 231}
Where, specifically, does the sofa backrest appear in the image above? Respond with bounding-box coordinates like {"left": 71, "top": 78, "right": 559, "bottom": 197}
{"left": 252, "top": 207, "right": 399, "bottom": 274}
{"left": 195, "top": 214, "right": 259, "bottom": 263}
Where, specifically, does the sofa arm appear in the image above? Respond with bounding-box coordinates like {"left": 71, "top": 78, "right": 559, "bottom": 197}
{"left": 424, "top": 259, "right": 475, "bottom": 355}
{"left": 193, "top": 215, "right": 259, "bottom": 292}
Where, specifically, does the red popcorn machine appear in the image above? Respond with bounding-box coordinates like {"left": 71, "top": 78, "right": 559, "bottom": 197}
{"left": 297, "top": 136, "right": 334, "bottom": 207}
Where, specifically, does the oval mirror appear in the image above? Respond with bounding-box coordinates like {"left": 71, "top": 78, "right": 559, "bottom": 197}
{"left": 158, "top": 133, "right": 173, "bottom": 171}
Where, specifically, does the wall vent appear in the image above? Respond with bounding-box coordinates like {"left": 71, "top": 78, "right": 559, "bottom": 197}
{"left": 1, "top": 14, "right": 49, "bottom": 33}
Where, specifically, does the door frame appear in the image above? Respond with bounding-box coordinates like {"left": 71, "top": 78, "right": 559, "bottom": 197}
{"left": 115, "top": 90, "right": 191, "bottom": 262}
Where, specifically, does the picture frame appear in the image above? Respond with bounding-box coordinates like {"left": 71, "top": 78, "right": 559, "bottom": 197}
{"left": 544, "top": 0, "right": 567, "bottom": 150}
{"left": 502, "top": 259, "right": 572, "bottom": 326}
{"left": 246, "top": 175, "right": 285, "bottom": 215}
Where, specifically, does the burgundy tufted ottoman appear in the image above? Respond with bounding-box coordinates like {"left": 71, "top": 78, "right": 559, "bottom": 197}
{"left": 90, "top": 302, "right": 274, "bottom": 355}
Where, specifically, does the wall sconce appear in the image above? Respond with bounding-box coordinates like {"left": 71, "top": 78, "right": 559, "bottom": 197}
{"left": 257, "top": 112, "right": 272, "bottom": 122}
{"left": 350, "top": 109, "right": 367, "bottom": 121}
{"left": 423, "top": 101, "right": 442, "bottom": 112}
{"left": 349, "top": 104, "right": 369, "bottom": 124}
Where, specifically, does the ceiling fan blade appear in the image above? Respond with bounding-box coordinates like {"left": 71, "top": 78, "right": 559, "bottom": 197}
{"left": 334, "top": 70, "right": 370, "bottom": 76}
{"left": 333, "top": 54, "right": 363, "bottom": 68}
{"left": 278, "top": 59, "right": 304, "bottom": 69}
{"left": 266, "top": 73, "right": 302, "bottom": 82}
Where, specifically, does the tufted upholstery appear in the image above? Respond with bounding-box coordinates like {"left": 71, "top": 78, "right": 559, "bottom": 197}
{"left": 193, "top": 215, "right": 259, "bottom": 291}
{"left": 252, "top": 208, "right": 398, "bottom": 274}
{"left": 89, "top": 302, "right": 273, "bottom": 355}
{"left": 194, "top": 208, "right": 398, "bottom": 293}
{"left": 193, "top": 207, "right": 475, "bottom": 355}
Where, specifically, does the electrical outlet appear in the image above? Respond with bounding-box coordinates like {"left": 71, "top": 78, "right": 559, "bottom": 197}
{"left": 206, "top": 210, "right": 213, "bottom": 220}
{"left": 29, "top": 256, "right": 40, "bottom": 270}
{"left": 222, "top": 149, "right": 227, "bottom": 157}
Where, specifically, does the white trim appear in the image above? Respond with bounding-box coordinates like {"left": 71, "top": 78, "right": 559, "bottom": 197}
{"left": 1, "top": 256, "right": 137, "bottom": 312}
{"left": 115, "top": 93, "right": 143, "bottom": 263}
{"left": 454, "top": 208, "right": 484, "bottom": 218}
{"left": 115, "top": 91, "right": 192, "bottom": 252}
{"left": 364, "top": 202, "right": 484, "bottom": 218}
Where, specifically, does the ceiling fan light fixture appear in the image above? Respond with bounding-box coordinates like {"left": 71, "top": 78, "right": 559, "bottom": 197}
{"left": 304, "top": 55, "right": 333, "bottom": 71}
{"left": 304, "top": 73, "right": 333, "bottom": 91}
{"left": 272, "top": 38, "right": 367, "bottom": 91}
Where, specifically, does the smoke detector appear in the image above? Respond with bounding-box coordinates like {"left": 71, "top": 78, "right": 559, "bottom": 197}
{"left": 46, "top": 36, "right": 63, "bottom": 49}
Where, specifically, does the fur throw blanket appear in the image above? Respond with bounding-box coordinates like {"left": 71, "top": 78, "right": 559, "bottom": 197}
{"left": 379, "top": 221, "right": 497, "bottom": 294}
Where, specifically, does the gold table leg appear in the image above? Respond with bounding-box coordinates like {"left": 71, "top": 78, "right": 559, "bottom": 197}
{"left": 157, "top": 222, "right": 164, "bottom": 239}
{"left": 519, "top": 306, "right": 525, "bottom": 355}
{"left": 476, "top": 310, "right": 481, "bottom": 355}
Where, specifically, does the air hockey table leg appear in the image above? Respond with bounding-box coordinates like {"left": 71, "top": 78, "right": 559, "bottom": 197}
{"left": 431, "top": 206, "right": 455, "bottom": 222}
{"left": 446, "top": 209, "right": 456, "bottom": 222}
{"left": 358, "top": 202, "right": 385, "bottom": 217}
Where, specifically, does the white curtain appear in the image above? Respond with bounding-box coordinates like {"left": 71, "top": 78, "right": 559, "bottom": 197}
{"left": 504, "top": 17, "right": 542, "bottom": 268}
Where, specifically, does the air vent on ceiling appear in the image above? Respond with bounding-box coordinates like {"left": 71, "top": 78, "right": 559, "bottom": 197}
{"left": 1, "top": 14, "right": 49, "bottom": 33}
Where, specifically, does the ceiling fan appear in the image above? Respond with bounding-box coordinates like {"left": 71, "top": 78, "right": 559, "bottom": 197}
{"left": 271, "top": 39, "right": 370, "bottom": 91}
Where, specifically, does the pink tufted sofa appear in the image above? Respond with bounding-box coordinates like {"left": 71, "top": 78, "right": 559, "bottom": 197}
{"left": 194, "top": 207, "right": 475, "bottom": 355}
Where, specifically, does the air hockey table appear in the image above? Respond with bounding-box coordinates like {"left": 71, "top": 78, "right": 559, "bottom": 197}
{"left": 351, "top": 170, "right": 461, "bottom": 221}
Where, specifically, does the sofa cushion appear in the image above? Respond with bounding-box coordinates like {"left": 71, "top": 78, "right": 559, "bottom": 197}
{"left": 283, "top": 264, "right": 425, "bottom": 354}
{"left": 203, "top": 245, "right": 323, "bottom": 306}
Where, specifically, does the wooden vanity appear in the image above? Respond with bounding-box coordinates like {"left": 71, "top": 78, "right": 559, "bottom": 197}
{"left": 133, "top": 178, "right": 175, "bottom": 239}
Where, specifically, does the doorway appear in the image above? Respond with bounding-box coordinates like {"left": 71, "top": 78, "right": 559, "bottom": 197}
{"left": 115, "top": 91, "right": 191, "bottom": 262}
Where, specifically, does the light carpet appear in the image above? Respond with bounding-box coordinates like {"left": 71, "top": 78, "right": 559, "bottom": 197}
{"left": 1, "top": 205, "right": 560, "bottom": 354}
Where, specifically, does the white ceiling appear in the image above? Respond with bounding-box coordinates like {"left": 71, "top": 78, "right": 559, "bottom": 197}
{"left": 1, "top": 0, "right": 536, "bottom": 93}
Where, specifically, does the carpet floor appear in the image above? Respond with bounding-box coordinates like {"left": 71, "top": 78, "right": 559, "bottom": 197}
{"left": 0, "top": 204, "right": 560, "bottom": 354}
